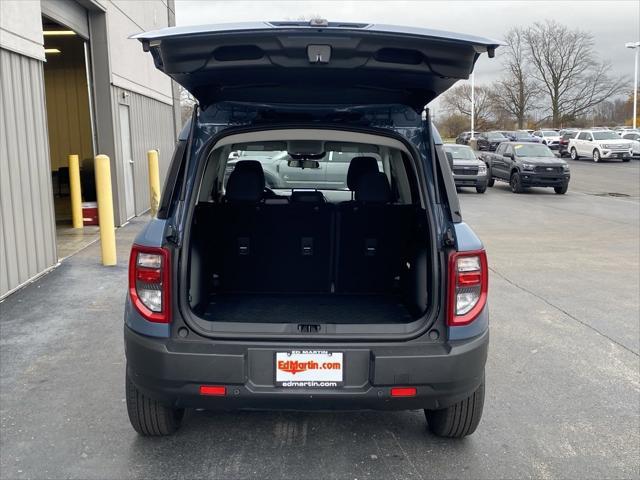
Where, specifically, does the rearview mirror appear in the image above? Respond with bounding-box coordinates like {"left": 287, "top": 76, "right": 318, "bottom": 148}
{"left": 287, "top": 159, "right": 320, "bottom": 169}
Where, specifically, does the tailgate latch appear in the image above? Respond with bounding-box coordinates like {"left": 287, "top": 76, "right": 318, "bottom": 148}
{"left": 307, "top": 45, "right": 331, "bottom": 64}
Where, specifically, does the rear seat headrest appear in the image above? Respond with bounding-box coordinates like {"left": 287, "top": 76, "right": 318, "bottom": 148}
{"left": 290, "top": 191, "right": 326, "bottom": 204}
{"left": 346, "top": 156, "right": 379, "bottom": 190}
{"left": 225, "top": 160, "right": 265, "bottom": 202}
{"left": 354, "top": 171, "right": 392, "bottom": 204}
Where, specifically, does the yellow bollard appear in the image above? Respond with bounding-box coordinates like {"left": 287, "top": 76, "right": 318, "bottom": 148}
{"left": 147, "top": 149, "right": 161, "bottom": 216}
{"left": 68, "top": 154, "right": 83, "bottom": 229}
{"left": 94, "top": 154, "right": 117, "bottom": 266}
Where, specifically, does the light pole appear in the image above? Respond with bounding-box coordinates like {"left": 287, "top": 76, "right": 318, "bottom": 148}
{"left": 626, "top": 41, "right": 640, "bottom": 129}
{"left": 470, "top": 72, "right": 475, "bottom": 139}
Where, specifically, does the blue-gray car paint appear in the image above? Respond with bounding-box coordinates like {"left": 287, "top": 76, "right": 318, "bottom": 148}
{"left": 448, "top": 222, "right": 488, "bottom": 340}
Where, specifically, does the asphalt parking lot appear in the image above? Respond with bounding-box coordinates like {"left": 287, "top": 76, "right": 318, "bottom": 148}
{"left": 1, "top": 159, "right": 638, "bottom": 480}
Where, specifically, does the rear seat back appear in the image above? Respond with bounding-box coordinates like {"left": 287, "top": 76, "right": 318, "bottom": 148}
{"left": 218, "top": 161, "right": 267, "bottom": 291}
{"left": 262, "top": 192, "right": 333, "bottom": 292}
{"left": 336, "top": 171, "right": 414, "bottom": 293}
{"left": 193, "top": 161, "right": 415, "bottom": 295}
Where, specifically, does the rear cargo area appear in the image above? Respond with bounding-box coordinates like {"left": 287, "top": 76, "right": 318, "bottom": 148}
{"left": 188, "top": 198, "right": 430, "bottom": 325}
{"left": 200, "top": 294, "right": 414, "bottom": 324}
{"left": 185, "top": 132, "right": 432, "bottom": 328}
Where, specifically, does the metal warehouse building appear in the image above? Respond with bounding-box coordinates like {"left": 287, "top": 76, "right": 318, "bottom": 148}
{"left": 0, "top": 0, "right": 180, "bottom": 298}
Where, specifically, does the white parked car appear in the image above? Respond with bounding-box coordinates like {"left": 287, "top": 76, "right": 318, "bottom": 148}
{"left": 532, "top": 130, "right": 561, "bottom": 150}
{"left": 568, "top": 130, "right": 633, "bottom": 162}
{"left": 621, "top": 132, "right": 640, "bottom": 158}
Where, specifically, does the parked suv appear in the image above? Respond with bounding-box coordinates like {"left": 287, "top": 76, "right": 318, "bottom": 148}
{"left": 477, "top": 131, "right": 508, "bottom": 151}
{"left": 125, "top": 21, "right": 497, "bottom": 438}
{"left": 620, "top": 132, "right": 640, "bottom": 158}
{"left": 568, "top": 130, "right": 632, "bottom": 162}
{"left": 455, "top": 131, "right": 472, "bottom": 145}
{"left": 443, "top": 144, "right": 488, "bottom": 193}
{"left": 532, "top": 130, "right": 561, "bottom": 149}
{"left": 558, "top": 130, "right": 579, "bottom": 157}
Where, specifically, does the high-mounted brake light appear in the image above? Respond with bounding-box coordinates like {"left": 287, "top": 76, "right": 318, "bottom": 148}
{"left": 448, "top": 250, "right": 488, "bottom": 326}
{"left": 129, "top": 245, "right": 171, "bottom": 323}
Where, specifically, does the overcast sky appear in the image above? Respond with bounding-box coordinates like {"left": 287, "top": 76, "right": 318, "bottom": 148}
{"left": 175, "top": 1, "right": 640, "bottom": 113}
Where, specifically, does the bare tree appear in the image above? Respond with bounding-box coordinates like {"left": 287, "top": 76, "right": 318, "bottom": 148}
{"left": 440, "top": 83, "right": 494, "bottom": 131}
{"left": 179, "top": 86, "right": 196, "bottom": 124}
{"left": 525, "top": 21, "right": 626, "bottom": 127}
{"left": 490, "top": 28, "right": 539, "bottom": 129}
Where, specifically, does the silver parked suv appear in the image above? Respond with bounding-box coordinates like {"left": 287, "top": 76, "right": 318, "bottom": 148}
{"left": 443, "top": 144, "right": 488, "bottom": 193}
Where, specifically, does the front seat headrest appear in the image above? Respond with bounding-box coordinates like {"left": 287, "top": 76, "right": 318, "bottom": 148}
{"left": 354, "top": 171, "right": 392, "bottom": 204}
{"left": 225, "top": 160, "right": 265, "bottom": 202}
{"left": 346, "top": 156, "right": 379, "bottom": 190}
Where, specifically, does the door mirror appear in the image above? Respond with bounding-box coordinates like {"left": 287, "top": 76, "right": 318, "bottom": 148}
{"left": 287, "top": 159, "right": 320, "bottom": 169}
{"left": 503, "top": 152, "right": 513, "bottom": 159}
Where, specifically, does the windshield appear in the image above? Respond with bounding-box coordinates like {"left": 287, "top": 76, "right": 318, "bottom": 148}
{"left": 541, "top": 130, "right": 557, "bottom": 136}
{"left": 513, "top": 144, "right": 556, "bottom": 158}
{"left": 592, "top": 131, "right": 621, "bottom": 140}
{"left": 444, "top": 145, "right": 476, "bottom": 160}
{"left": 487, "top": 132, "right": 507, "bottom": 140}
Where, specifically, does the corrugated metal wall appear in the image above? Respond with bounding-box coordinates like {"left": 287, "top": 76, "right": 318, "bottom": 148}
{"left": 0, "top": 48, "right": 58, "bottom": 298}
{"left": 43, "top": 37, "right": 93, "bottom": 172}
{"left": 111, "top": 86, "right": 175, "bottom": 220}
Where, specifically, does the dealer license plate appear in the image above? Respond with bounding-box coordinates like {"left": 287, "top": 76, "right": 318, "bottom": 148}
{"left": 275, "top": 351, "right": 343, "bottom": 387}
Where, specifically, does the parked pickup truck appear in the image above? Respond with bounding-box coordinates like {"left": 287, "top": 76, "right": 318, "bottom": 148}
{"left": 568, "top": 130, "right": 633, "bottom": 162}
{"left": 479, "top": 142, "right": 570, "bottom": 194}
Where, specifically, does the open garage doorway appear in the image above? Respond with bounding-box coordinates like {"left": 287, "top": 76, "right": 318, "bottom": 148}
{"left": 42, "top": 16, "right": 100, "bottom": 260}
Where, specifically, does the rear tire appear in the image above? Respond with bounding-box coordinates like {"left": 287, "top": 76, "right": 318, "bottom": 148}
{"left": 570, "top": 148, "right": 578, "bottom": 160}
{"left": 126, "top": 371, "right": 184, "bottom": 436}
{"left": 486, "top": 172, "right": 495, "bottom": 187}
{"left": 510, "top": 172, "right": 524, "bottom": 193}
{"left": 425, "top": 377, "right": 485, "bottom": 438}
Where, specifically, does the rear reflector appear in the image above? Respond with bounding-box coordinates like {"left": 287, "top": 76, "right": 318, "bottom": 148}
{"left": 199, "top": 385, "right": 226, "bottom": 396}
{"left": 390, "top": 387, "right": 417, "bottom": 397}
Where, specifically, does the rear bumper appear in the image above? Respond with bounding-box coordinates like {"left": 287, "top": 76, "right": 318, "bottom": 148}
{"left": 520, "top": 172, "right": 569, "bottom": 187}
{"left": 124, "top": 326, "right": 489, "bottom": 411}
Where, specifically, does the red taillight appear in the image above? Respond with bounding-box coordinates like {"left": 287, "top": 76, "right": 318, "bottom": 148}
{"left": 390, "top": 387, "right": 417, "bottom": 397}
{"left": 448, "top": 250, "right": 488, "bottom": 327}
{"left": 199, "top": 385, "right": 226, "bottom": 396}
{"left": 129, "top": 244, "right": 171, "bottom": 323}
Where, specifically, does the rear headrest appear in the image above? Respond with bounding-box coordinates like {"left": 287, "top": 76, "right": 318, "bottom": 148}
{"left": 346, "top": 156, "right": 379, "bottom": 190}
{"left": 225, "top": 160, "right": 265, "bottom": 202}
{"left": 354, "top": 172, "right": 392, "bottom": 204}
{"left": 290, "top": 190, "right": 326, "bottom": 204}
